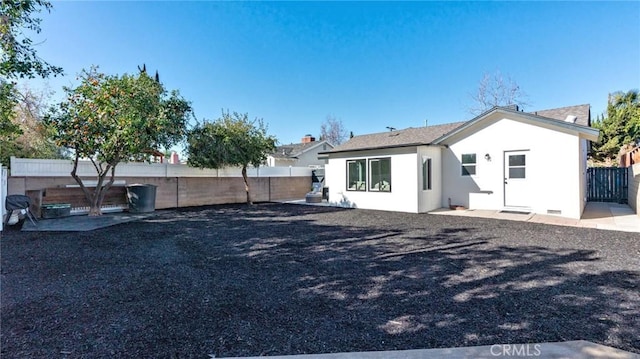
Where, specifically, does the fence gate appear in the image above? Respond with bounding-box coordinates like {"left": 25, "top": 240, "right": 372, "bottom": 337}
{"left": 587, "top": 167, "right": 628, "bottom": 203}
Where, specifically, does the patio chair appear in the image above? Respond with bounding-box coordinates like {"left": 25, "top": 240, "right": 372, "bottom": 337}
{"left": 4, "top": 195, "right": 37, "bottom": 227}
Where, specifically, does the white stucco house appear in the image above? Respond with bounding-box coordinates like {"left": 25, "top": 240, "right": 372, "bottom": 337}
{"left": 267, "top": 135, "right": 334, "bottom": 168}
{"left": 321, "top": 105, "right": 599, "bottom": 219}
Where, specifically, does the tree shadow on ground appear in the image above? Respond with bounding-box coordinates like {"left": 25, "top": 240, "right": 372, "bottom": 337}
{"left": 1, "top": 203, "right": 638, "bottom": 358}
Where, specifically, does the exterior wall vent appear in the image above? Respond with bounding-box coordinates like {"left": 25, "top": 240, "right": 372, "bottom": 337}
{"left": 547, "top": 209, "right": 562, "bottom": 215}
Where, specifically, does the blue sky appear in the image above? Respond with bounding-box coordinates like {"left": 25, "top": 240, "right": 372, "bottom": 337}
{"left": 21, "top": 1, "right": 640, "bottom": 148}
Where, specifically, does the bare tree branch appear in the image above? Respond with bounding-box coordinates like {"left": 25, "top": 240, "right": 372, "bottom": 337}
{"left": 468, "top": 71, "right": 530, "bottom": 115}
{"left": 320, "top": 115, "right": 348, "bottom": 145}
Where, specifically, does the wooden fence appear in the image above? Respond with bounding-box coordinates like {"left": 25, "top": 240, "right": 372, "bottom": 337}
{"left": 587, "top": 167, "right": 628, "bottom": 203}
{"left": 620, "top": 146, "right": 640, "bottom": 167}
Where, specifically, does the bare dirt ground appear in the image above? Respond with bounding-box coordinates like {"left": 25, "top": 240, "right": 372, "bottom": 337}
{"left": 1, "top": 203, "right": 639, "bottom": 358}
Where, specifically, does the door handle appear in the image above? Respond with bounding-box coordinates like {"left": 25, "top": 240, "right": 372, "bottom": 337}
{"left": 504, "top": 178, "right": 508, "bottom": 184}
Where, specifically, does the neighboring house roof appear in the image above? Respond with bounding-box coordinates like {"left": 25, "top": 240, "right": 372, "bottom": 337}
{"left": 532, "top": 104, "right": 590, "bottom": 127}
{"left": 324, "top": 104, "right": 598, "bottom": 154}
{"left": 326, "top": 122, "right": 466, "bottom": 154}
{"left": 270, "top": 140, "right": 333, "bottom": 160}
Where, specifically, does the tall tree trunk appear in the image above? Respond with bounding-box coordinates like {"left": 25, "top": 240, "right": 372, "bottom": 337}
{"left": 95, "top": 165, "right": 115, "bottom": 214}
{"left": 241, "top": 165, "right": 252, "bottom": 205}
{"left": 88, "top": 192, "right": 102, "bottom": 216}
{"left": 70, "top": 155, "right": 115, "bottom": 216}
{"left": 71, "top": 155, "right": 102, "bottom": 216}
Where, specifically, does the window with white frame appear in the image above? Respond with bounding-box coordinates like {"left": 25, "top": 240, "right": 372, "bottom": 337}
{"left": 369, "top": 158, "right": 391, "bottom": 192}
{"left": 508, "top": 154, "right": 526, "bottom": 178}
{"left": 422, "top": 157, "right": 432, "bottom": 190}
{"left": 347, "top": 159, "right": 366, "bottom": 191}
{"left": 461, "top": 153, "right": 476, "bottom": 176}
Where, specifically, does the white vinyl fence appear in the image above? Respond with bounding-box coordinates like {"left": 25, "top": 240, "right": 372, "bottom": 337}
{"left": 630, "top": 163, "right": 640, "bottom": 215}
{"left": 1, "top": 164, "right": 7, "bottom": 231}
{"left": 10, "top": 157, "right": 313, "bottom": 178}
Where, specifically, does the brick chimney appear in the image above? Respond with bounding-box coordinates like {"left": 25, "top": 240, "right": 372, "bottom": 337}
{"left": 169, "top": 151, "right": 180, "bottom": 164}
{"left": 301, "top": 134, "right": 316, "bottom": 143}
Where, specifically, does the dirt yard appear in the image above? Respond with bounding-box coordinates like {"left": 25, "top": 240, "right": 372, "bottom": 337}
{"left": 1, "top": 203, "right": 638, "bottom": 358}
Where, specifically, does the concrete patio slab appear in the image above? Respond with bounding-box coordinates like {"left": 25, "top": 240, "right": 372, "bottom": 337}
{"left": 430, "top": 202, "right": 640, "bottom": 233}
{"left": 277, "top": 198, "right": 640, "bottom": 232}
{"left": 19, "top": 211, "right": 157, "bottom": 232}
{"left": 277, "top": 198, "right": 335, "bottom": 207}
{"left": 224, "top": 341, "right": 639, "bottom": 359}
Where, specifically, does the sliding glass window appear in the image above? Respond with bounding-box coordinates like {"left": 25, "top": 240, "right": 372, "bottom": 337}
{"left": 369, "top": 158, "right": 391, "bottom": 192}
{"left": 347, "top": 159, "right": 366, "bottom": 191}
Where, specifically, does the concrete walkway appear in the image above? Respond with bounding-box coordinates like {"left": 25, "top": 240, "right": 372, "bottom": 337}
{"left": 579, "top": 202, "right": 640, "bottom": 232}
{"left": 222, "top": 341, "right": 638, "bottom": 359}
{"left": 280, "top": 199, "right": 640, "bottom": 233}
{"left": 429, "top": 202, "right": 640, "bottom": 233}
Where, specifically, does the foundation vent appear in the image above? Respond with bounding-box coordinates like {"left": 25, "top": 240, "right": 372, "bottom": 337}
{"left": 547, "top": 209, "right": 562, "bottom": 215}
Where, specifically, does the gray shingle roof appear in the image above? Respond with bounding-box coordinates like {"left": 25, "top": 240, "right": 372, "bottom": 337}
{"left": 531, "top": 104, "right": 590, "bottom": 127}
{"left": 328, "top": 122, "right": 467, "bottom": 153}
{"left": 327, "top": 104, "right": 593, "bottom": 154}
{"left": 271, "top": 140, "right": 331, "bottom": 159}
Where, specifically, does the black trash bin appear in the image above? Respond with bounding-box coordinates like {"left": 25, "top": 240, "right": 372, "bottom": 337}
{"left": 126, "top": 184, "right": 157, "bottom": 213}
{"left": 322, "top": 187, "right": 329, "bottom": 201}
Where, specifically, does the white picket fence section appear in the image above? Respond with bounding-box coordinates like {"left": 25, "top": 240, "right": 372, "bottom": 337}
{"left": 9, "top": 157, "right": 313, "bottom": 178}
{"left": 1, "top": 164, "right": 6, "bottom": 231}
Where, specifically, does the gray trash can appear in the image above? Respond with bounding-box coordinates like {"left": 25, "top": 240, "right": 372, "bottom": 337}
{"left": 126, "top": 184, "right": 157, "bottom": 213}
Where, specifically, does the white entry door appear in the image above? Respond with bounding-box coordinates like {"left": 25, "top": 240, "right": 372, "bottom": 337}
{"left": 504, "top": 150, "right": 529, "bottom": 208}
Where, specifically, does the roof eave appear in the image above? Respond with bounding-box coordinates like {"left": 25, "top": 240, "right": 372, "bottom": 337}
{"left": 291, "top": 140, "right": 334, "bottom": 157}
{"left": 321, "top": 142, "right": 445, "bottom": 155}
{"left": 433, "top": 107, "right": 600, "bottom": 144}
{"left": 268, "top": 156, "right": 297, "bottom": 161}
{"left": 432, "top": 107, "right": 499, "bottom": 144}
{"left": 581, "top": 127, "right": 600, "bottom": 142}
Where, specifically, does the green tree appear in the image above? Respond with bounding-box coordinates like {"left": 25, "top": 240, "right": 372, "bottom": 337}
{"left": 1, "top": 0, "right": 63, "bottom": 79}
{"left": 45, "top": 68, "right": 192, "bottom": 215}
{"left": 1, "top": 0, "right": 63, "bottom": 156}
{"left": 0, "top": 79, "right": 20, "bottom": 141}
{"left": 186, "top": 111, "right": 277, "bottom": 205}
{"left": 0, "top": 84, "right": 66, "bottom": 166}
{"left": 592, "top": 90, "right": 640, "bottom": 162}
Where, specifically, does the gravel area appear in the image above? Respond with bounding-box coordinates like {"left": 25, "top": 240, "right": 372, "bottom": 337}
{"left": 1, "top": 203, "right": 639, "bottom": 358}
